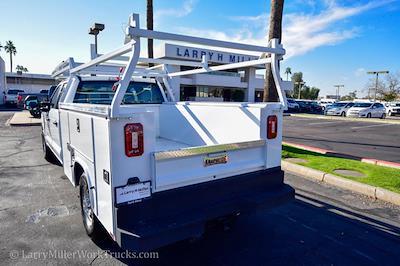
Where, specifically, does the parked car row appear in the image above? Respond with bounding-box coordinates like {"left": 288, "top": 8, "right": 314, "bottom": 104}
{"left": 286, "top": 97, "right": 400, "bottom": 119}
{"left": 325, "top": 101, "right": 388, "bottom": 119}
{"left": 286, "top": 99, "right": 323, "bottom": 114}
{"left": 2, "top": 85, "right": 57, "bottom": 117}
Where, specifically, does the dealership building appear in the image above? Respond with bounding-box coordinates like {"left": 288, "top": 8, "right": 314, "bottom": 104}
{"left": 1, "top": 44, "right": 267, "bottom": 104}
{"left": 154, "top": 43, "right": 266, "bottom": 102}
{"left": 0, "top": 56, "right": 56, "bottom": 105}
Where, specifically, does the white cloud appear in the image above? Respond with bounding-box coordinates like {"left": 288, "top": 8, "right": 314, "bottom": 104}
{"left": 155, "top": 0, "right": 197, "bottom": 20}
{"left": 355, "top": 67, "right": 366, "bottom": 77}
{"left": 173, "top": 0, "right": 394, "bottom": 58}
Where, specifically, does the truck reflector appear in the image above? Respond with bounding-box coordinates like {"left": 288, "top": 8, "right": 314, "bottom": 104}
{"left": 124, "top": 123, "right": 144, "bottom": 157}
{"left": 267, "top": 115, "right": 278, "bottom": 139}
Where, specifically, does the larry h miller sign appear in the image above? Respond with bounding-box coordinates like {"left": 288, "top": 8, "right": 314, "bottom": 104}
{"left": 164, "top": 44, "right": 258, "bottom": 64}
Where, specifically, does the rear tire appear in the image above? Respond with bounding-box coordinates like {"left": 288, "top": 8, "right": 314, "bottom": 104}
{"left": 79, "top": 174, "right": 102, "bottom": 240}
{"left": 367, "top": 113, "right": 371, "bottom": 118}
{"left": 381, "top": 113, "right": 386, "bottom": 119}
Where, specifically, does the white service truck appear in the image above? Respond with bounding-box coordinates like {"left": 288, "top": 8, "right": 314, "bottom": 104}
{"left": 41, "top": 14, "right": 294, "bottom": 251}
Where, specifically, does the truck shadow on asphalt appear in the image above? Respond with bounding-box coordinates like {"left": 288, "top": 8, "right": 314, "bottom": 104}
{"left": 90, "top": 194, "right": 400, "bottom": 265}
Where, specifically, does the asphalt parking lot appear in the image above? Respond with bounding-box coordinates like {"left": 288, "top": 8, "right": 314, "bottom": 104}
{"left": 1, "top": 111, "right": 400, "bottom": 265}
{"left": 284, "top": 115, "right": 400, "bottom": 163}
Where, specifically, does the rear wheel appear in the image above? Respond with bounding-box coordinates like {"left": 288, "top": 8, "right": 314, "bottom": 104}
{"left": 367, "top": 113, "right": 371, "bottom": 118}
{"left": 381, "top": 113, "right": 386, "bottom": 119}
{"left": 79, "top": 174, "right": 102, "bottom": 239}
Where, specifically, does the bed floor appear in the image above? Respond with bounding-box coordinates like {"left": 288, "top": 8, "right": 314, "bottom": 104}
{"left": 155, "top": 137, "right": 191, "bottom": 152}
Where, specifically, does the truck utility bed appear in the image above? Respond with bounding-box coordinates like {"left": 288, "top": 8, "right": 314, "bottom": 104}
{"left": 44, "top": 13, "right": 294, "bottom": 252}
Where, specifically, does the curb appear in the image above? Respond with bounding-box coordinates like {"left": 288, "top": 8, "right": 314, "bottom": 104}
{"left": 8, "top": 112, "right": 41, "bottom": 127}
{"left": 282, "top": 141, "right": 331, "bottom": 154}
{"left": 281, "top": 160, "right": 325, "bottom": 181}
{"left": 289, "top": 113, "right": 400, "bottom": 125}
{"left": 282, "top": 160, "right": 400, "bottom": 206}
{"left": 283, "top": 141, "right": 400, "bottom": 169}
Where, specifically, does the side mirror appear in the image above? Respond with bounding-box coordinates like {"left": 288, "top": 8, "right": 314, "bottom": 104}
{"left": 40, "top": 102, "right": 51, "bottom": 112}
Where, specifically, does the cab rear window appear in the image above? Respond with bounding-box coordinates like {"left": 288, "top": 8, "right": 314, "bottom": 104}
{"left": 73, "top": 81, "right": 164, "bottom": 105}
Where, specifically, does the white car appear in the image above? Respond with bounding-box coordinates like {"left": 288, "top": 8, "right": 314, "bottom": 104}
{"left": 318, "top": 99, "right": 337, "bottom": 111}
{"left": 325, "top": 101, "right": 354, "bottom": 116}
{"left": 347, "top": 102, "right": 386, "bottom": 119}
{"left": 385, "top": 102, "right": 400, "bottom": 116}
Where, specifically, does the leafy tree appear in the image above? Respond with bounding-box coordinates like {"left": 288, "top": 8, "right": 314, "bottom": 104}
{"left": 263, "top": 0, "right": 284, "bottom": 102}
{"left": 299, "top": 86, "right": 320, "bottom": 100}
{"left": 290, "top": 72, "right": 303, "bottom": 98}
{"left": 308, "top": 86, "right": 320, "bottom": 100}
{"left": 365, "top": 72, "right": 400, "bottom": 101}
{"left": 4, "top": 40, "right": 17, "bottom": 72}
{"left": 340, "top": 90, "right": 357, "bottom": 101}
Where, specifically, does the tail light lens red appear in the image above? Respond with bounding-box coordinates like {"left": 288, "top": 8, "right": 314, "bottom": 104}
{"left": 267, "top": 115, "right": 278, "bottom": 139}
{"left": 124, "top": 123, "right": 144, "bottom": 157}
{"left": 17, "top": 95, "right": 22, "bottom": 102}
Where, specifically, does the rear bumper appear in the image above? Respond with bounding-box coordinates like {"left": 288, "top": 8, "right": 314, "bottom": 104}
{"left": 115, "top": 167, "right": 294, "bottom": 251}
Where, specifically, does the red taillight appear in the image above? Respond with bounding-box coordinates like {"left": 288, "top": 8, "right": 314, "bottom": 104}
{"left": 17, "top": 95, "right": 23, "bottom": 102}
{"left": 267, "top": 115, "right": 278, "bottom": 139}
{"left": 124, "top": 123, "right": 144, "bottom": 157}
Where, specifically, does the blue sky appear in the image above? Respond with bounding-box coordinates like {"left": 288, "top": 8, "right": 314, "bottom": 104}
{"left": 0, "top": 0, "right": 399, "bottom": 97}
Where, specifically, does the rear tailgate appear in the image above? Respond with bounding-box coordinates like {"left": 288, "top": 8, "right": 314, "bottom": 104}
{"left": 153, "top": 140, "right": 266, "bottom": 192}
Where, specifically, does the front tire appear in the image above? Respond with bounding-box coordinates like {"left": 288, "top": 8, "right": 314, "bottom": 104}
{"left": 367, "top": 113, "right": 371, "bottom": 118}
{"left": 42, "top": 134, "right": 55, "bottom": 163}
{"left": 341, "top": 111, "right": 346, "bottom": 117}
{"left": 79, "top": 174, "right": 102, "bottom": 239}
{"left": 381, "top": 113, "right": 386, "bottom": 119}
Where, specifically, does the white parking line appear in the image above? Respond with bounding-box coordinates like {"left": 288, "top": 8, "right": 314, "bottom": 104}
{"left": 308, "top": 121, "right": 344, "bottom": 126}
{"left": 351, "top": 124, "right": 394, "bottom": 129}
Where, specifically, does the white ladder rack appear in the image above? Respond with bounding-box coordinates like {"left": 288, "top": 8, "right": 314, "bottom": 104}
{"left": 52, "top": 13, "right": 292, "bottom": 117}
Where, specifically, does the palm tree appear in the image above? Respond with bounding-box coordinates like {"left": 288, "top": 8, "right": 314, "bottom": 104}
{"left": 147, "top": 0, "right": 154, "bottom": 67}
{"left": 263, "top": 0, "right": 284, "bottom": 102}
{"left": 4, "top": 41, "right": 17, "bottom": 72}
{"left": 285, "top": 67, "right": 292, "bottom": 81}
{"left": 16, "top": 65, "right": 28, "bottom": 73}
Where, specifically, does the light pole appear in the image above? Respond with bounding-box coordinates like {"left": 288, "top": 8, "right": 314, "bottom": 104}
{"left": 88, "top": 23, "right": 105, "bottom": 57}
{"left": 334, "top": 85, "right": 344, "bottom": 101}
{"left": 295, "top": 81, "right": 305, "bottom": 99}
{"left": 367, "top": 70, "right": 389, "bottom": 101}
